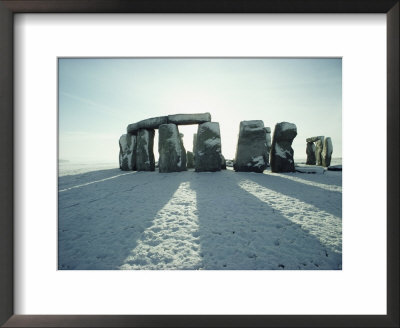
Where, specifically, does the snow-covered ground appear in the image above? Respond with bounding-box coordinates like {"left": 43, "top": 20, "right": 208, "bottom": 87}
{"left": 58, "top": 161, "right": 342, "bottom": 270}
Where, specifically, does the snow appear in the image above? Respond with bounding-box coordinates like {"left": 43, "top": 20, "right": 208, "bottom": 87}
{"left": 59, "top": 164, "right": 342, "bottom": 270}
{"left": 295, "top": 164, "right": 326, "bottom": 174}
{"left": 251, "top": 156, "right": 265, "bottom": 168}
{"left": 274, "top": 144, "right": 292, "bottom": 158}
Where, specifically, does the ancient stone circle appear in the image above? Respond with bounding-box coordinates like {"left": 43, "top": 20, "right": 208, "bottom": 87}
{"left": 119, "top": 112, "right": 333, "bottom": 174}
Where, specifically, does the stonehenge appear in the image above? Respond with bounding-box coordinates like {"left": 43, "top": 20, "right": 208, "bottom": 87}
{"left": 306, "top": 136, "right": 333, "bottom": 167}
{"left": 270, "top": 122, "right": 297, "bottom": 173}
{"left": 234, "top": 120, "right": 269, "bottom": 173}
{"left": 195, "top": 122, "right": 222, "bottom": 172}
{"left": 120, "top": 112, "right": 335, "bottom": 174}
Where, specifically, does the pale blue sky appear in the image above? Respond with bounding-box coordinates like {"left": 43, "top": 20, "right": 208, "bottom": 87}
{"left": 58, "top": 58, "right": 341, "bottom": 163}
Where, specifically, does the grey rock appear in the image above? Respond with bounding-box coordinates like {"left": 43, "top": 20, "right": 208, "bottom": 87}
{"left": 193, "top": 133, "right": 197, "bottom": 162}
{"left": 186, "top": 151, "right": 194, "bottom": 168}
{"left": 195, "top": 122, "right": 222, "bottom": 172}
{"left": 315, "top": 137, "right": 324, "bottom": 166}
{"left": 221, "top": 154, "right": 227, "bottom": 170}
{"left": 306, "top": 136, "right": 324, "bottom": 143}
{"left": 270, "top": 122, "right": 297, "bottom": 173}
{"left": 321, "top": 137, "right": 333, "bottom": 167}
{"left": 328, "top": 164, "right": 342, "bottom": 171}
{"left": 265, "top": 127, "right": 272, "bottom": 165}
{"left": 119, "top": 133, "right": 136, "bottom": 171}
{"left": 167, "top": 113, "right": 211, "bottom": 125}
{"left": 179, "top": 132, "right": 187, "bottom": 171}
{"left": 127, "top": 116, "right": 168, "bottom": 134}
{"left": 234, "top": 120, "right": 268, "bottom": 173}
{"left": 306, "top": 142, "right": 316, "bottom": 165}
{"left": 136, "top": 129, "right": 155, "bottom": 171}
{"left": 158, "top": 124, "right": 187, "bottom": 173}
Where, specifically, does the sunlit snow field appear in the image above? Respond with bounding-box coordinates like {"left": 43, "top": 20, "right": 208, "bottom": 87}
{"left": 58, "top": 159, "right": 342, "bottom": 270}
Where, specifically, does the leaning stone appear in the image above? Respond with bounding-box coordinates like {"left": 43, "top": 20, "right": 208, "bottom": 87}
{"left": 195, "top": 122, "right": 222, "bottom": 172}
{"left": 306, "top": 136, "right": 324, "bottom": 143}
{"left": 186, "top": 151, "right": 194, "bottom": 168}
{"left": 127, "top": 116, "right": 168, "bottom": 134}
{"left": 167, "top": 113, "right": 211, "bottom": 125}
{"left": 315, "top": 137, "right": 324, "bottom": 166}
{"left": 321, "top": 137, "right": 333, "bottom": 167}
{"left": 158, "top": 124, "right": 187, "bottom": 173}
{"left": 306, "top": 142, "right": 316, "bottom": 165}
{"left": 119, "top": 133, "right": 136, "bottom": 171}
{"left": 136, "top": 129, "right": 155, "bottom": 171}
{"left": 270, "top": 122, "right": 297, "bottom": 173}
{"left": 234, "top": 120, "right": 268, "bottom": 173}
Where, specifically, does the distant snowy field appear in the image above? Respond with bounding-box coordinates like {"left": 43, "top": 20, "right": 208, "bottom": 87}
{"left": 58, "top": 159, "right": 342, "bottom": 270}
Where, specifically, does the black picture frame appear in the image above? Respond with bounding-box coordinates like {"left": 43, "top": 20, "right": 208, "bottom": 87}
{"left": 0, "top": 1, "right": 398, "bottom": 327}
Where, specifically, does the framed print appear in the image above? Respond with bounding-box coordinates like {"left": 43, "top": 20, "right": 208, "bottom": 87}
{"left": 0, "top": 1, "right": 398, "bottom": 327}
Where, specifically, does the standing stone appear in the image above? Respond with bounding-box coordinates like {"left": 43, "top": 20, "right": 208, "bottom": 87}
{"left": 315, "top": 137, "right": 324, "bottom": 166}
{"left": 158, "top": 124, "right": 187, "bottom": 173}
{"left": 179, "top": 133, "right": 187, "bottom": 171}
{"left": 195, "top": 122, "right": 222, "bottom": 172}
{"left": 265, "top": 127, "right": 272, "bottom": 165}
{"left": 306, "top": 142, "right": 316, "bottom": 165}
{"left": 234, "top": 120, "right": 268, "bottom": 173}
{"left": 270, "top": 122, "right": 297, "bottom": 173}
{"left": 119, "top": 133, "right": 136, "bottom": 171}
{"left": 221, "top": 154, "right": 227, "bottom": 170}
{"left": 136, "top": 129, "right": 155, "bottom": 171}
{"left": 322, "top": 137, "right": 333, "bottom": 167}
{"left": 186, "top": 151, "right": 194, "bottom": 168}
{"left": 193, "top": 133, "right": 197, "bottom": 163}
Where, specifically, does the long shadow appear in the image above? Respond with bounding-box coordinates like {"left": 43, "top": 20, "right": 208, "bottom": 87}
{"left": 190, "top": 171, "right": 341, "bottom": 270}
{"left": 59, "top": 168, "right": 125, "bottom": 191}
{"left": 58, "top": 170, "right": 188, "bottom": 270}
{"left": 244, "top": 172, "right": 342, "bottom": 218}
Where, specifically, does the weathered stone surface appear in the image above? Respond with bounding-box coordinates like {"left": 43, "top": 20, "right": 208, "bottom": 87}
{"left": 158, "top": 124, "right": 186, "bottom": 173}
{"left": 306, "top": 142, "right": 316, "bottom": 165}
{"left": 315, "top": 137, "right": 324, "bottom": 166}
{"left": 136, "top": 129, "right": 155, "bottom": 171}
{"left": 193, "top": 133, "right": 197, "bottom": 162}
{"left": 221, "top": 154, "right": 227, "bottom": 170}
{"left": 234, "top": 120, "right": 268, "bottom": 173}
{"left": 167, "top": 113, "right": 211, "bottom": 125}
{"left": 321, "top": 137, "right": 333, "bottom": 167}
{"left": 179, "top": 133, "right": 187, "bottom": 171}
{"left": 265, "top": 127, "right": 272, "bottom": 165}
{"left": 186, "top": 151, "right": 194, "bottom": 168}
{"left": 270, "top": 122, "right": 297, "bottom": 173}
{"left": 306, "top": 136, "right": 324, "bottom": 143}
{"left": 127, "top": 116, "right": 168, "bottom": 134}
{"left": 195, "top": 122, "right": 222, "bottom": 172}
{"left": 119, "top": 133, "right": 136, "bottom": 171}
